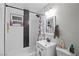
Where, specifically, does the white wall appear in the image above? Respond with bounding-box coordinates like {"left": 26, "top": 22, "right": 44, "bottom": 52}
{"left": 41, "top": 3, "right": 79, "bottom": 55}
{"left": 0, "top": 3, "right": 4, "bottom": 56}
{"left": 5, "top": 7, "right": 24, "bottom": 55}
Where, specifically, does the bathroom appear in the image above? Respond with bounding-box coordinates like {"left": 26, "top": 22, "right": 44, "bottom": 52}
{"left": 0, "top": 3, "right": 79, "bottom": 56}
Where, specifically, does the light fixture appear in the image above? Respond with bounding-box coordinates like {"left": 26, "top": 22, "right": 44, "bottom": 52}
{"left": 45, "top": 8, "right": 57, "bottom": 19}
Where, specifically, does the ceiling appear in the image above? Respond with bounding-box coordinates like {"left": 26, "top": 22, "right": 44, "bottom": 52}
{"left": 6, "top": 3, "right": 48, "bottom": 14}
{"left": 23, "top": 3, "right": 48, "bottom": 13}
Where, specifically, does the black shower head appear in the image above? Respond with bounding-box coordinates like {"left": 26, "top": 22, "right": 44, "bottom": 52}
{"left": 36, "top": 14, "right": 40, "bottom": 18}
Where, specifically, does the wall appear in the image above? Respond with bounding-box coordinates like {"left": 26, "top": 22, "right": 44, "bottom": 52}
{"left": 5, "top": 7, "right": 24, "bottom": 55}
{"left": 0, "top": 3, "right": 4, "bottom": 56}
{"left": 40, "top": 3, "right": 79, "bottom": 55}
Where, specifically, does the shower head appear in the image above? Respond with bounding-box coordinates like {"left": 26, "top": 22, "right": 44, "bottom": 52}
{"left": 36, "top": 14, "right": 40, "bottom": 18}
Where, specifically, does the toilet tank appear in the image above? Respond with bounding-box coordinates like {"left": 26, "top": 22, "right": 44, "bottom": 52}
{"left": 56, "top": 47, "right": 76, "bottom": 56}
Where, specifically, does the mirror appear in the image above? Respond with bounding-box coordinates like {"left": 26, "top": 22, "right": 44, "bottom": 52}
{"left": 46, "top": 16, "right": 56, "bottom": 34}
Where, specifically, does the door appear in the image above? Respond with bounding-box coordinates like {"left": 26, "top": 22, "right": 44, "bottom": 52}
{"left": 5, "top": 7, "right": 24, "bottom": 55}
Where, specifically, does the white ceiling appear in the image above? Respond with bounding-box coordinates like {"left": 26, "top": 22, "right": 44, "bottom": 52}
{"left": 7, "top": 3, "right": 48, "bottom": 14}
{"left": 23, "top": 3, "right": 48, "bottom": 13}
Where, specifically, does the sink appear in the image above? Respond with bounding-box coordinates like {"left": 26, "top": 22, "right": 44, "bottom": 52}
{"left": 37, "top": 40, "right": 56, "bottom": 48}
{"left": 36, "top": 40, "right": 57, "bottom": 56}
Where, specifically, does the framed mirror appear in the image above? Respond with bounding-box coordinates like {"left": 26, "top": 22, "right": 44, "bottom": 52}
{"left": 46, "top": 16, "right": 56, "bottom": 34}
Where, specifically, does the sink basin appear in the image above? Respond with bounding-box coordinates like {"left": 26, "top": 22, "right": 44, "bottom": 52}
{"left": 37, "top": 40, "right": 56, "bottom": 48}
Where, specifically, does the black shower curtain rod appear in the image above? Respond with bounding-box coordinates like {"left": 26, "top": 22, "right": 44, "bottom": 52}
{"left": 5, "top": 4, "right": 43, "bottom": 15}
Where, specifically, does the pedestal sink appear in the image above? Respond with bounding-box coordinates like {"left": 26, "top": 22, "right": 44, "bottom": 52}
{"left": 36, "top": 40, "right": 57, "bottom": 56}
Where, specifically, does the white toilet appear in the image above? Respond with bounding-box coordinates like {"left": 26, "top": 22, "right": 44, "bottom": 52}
{"left": 56, "top": 47, "right": 76, "bottom": 56}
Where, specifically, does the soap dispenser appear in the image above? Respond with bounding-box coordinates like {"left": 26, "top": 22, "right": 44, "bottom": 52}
{"left": 69, "top": 44, "right": 75, "bottom": 54}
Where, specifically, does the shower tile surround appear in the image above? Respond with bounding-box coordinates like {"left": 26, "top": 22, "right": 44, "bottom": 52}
{"left": 38, "top": 16, "right": 46, "bottom": 41}
{"left": 38, "top": 16, "right": 56, "bottom": 42}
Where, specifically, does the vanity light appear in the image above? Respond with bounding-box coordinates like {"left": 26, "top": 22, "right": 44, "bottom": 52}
{"left": 45, "top": 8, "right": 57, "bottom": 19}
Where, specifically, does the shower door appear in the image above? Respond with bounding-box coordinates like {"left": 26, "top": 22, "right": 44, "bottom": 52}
{"left": 5, "top": 6, "right": 24, "bottom": 55}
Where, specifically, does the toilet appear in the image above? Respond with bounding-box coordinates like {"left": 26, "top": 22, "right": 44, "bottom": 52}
{"left": 56, "top": 47, "right": 76, "bottom": 56}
